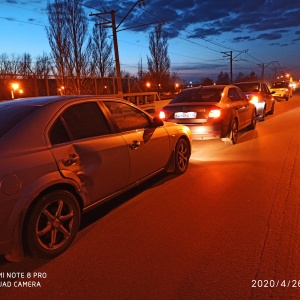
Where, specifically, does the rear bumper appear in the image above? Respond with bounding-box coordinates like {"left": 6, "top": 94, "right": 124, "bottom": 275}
{"left": 183, "top": 124, "right": 228, "bottom": 140}
{"left": 274, "top": 94, "right": 289, "bottom": 98}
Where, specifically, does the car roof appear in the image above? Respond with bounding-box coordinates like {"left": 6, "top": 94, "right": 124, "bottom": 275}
{"left": 183, "top": 85, "right": 233, "bottom": 91}
{"left": 1, "top": 95, "right": 123, "bottom": 107}
{"left": 235, "top": 81, "right": 264, "bottom": 84}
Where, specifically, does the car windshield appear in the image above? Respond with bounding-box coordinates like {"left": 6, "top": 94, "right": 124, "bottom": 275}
{"left": 171, "top": 88, "right": 222, "bottom": 104}
{"left": 235, "top": 83, "right": 259, "bottom": 93}
{"left": 0, "top": 102, "right": 38, "bottom": 138}
{"left": 272, "top": 82, "right": 288, "bottom": 88}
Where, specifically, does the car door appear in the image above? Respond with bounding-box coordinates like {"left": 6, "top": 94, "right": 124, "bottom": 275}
{"left": 48, "top": 101, "right": 130, "bottom": 205}
{"left": 262, "top": 83, "right": 273, "bottom": 111}
{"left": 103, "top": 101, "right": 170, "bottom": 184}
{"left": 228, "top": 87, "right": 252, "bottom": 128}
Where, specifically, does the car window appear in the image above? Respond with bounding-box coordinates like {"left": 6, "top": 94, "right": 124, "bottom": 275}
{"left": 236, "top": 88, "right": 246, "bottom": 100}
{"left": 272, "top": 82, "right": 288, "bottom": 88}
{"left": 0, "top": 103, "right": 38, "bottom": 138}
{"left": 171, "top": 88, "right": 222, "bottom": 103}
{"left": 236, "top": 83, "right": 259, "bottom": 92}
{"left": 228, "top": 88, "right": 242, "bottom": 101}
{"left": 104, "top": 101, "right": 151, "bottom": 132}
{"left": 261, "top": 84, "right": 268, "bottom": 94}
{"left": 49, "top": 101, "right": 111, "bottom": 145}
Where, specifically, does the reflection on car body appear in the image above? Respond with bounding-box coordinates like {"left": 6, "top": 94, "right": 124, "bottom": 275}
{"left": 0, "top": 95, "right": 191, "bottom": 261}
{"left": 159, "top": 85, "right": 257, "bottom": 145}
{"left": 234, "top": 81, "right": 275, "bottom": 121}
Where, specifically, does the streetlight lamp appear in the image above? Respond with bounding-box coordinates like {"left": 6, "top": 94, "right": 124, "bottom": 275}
{"left": 58, "top": 86, "right": 65, "bottom": 95}
{"left": 11, "top": 83, "right": 19, "bottom": 99}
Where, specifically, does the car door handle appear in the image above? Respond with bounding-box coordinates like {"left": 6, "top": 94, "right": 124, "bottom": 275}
{"left": 63, "top": 153, "right": 79, "bottom": 166}
{"left": 130, "top": 140, "right": 141, "bottom": 150}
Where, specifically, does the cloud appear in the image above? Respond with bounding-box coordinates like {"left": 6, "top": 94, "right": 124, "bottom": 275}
{"left": 255, "top": 32, "right": 283, "bottom": 41}
{"left": 84, "top": 0, "right": 300, "bottom": 45}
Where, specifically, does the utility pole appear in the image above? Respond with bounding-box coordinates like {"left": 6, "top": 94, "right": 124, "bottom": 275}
{"left": 111, "top": 11, "right": 122, "bottom": 95}
{"left": 90, "top": 10, "right": 122, "bottom": 94}
{"left": 90, "top": 0, "right": 146, "bottom": 95}
{"left": 222, "top": 51, "right": 232, "bottom": 83}
{"left": 258, "top": 61, "right": 280, "bottom": 81}
{"left": 222, "top": 49, "right": 248, "bottom": 83}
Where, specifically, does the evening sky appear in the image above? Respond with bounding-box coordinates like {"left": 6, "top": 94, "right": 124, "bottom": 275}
{"left": 0, "top": 0, "right": 299, "bottom": 82}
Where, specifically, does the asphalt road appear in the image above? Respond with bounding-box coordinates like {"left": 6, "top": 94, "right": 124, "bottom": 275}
{"left": 1, "top": 91, "right": 300, "bottom": 300}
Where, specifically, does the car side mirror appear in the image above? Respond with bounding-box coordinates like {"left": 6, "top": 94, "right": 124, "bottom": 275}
{"left": 151, "top": 117, "right": 164, "bottom": 127}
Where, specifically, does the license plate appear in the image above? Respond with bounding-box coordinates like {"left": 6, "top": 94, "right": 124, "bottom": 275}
{"left": 174, "top": 112, "right": 197, "bottom": 119}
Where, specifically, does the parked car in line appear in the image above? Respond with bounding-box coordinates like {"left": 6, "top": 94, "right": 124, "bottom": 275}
{"left": 159, "top": 85, "right": 256, "bottom": 145}
{"left": 0, "top": 95, "right": 192, "bottom": 261}
{"left": 269, "top": 81, "right": 292, "bottom": 101}
{"left": 234, "top": 81, "right": 275, "bottom": 121}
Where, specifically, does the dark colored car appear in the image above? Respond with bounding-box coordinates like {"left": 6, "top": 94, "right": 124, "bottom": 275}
{"left": 0, "top": 95, "right": 192, "bottom": 261}
{"left": 234, "top": 81, "right": 275, "bottom": 121}
{"left": 159, "top": 85, "right": 256, "bottom": 145}
{"left": 270, "top": 81, "right": 293, "bottom": 101}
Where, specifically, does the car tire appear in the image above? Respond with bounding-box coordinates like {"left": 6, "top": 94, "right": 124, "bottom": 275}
{"left": 286, "top": 97, "right": 289, "bottom": 101}
{"left": 248, "top": 110, "right": 257, "bottom": 130}
{"left": 174, "top": 138, "right": 189, "bottom": 174}
{"left": 225, "top": 119, "right": 238, "bottom": 145}
{"left": 269, "top": 103, "right": 275, "bottom": 115}
{"left": 258, "top": 110, "right": 265, "bottom": 122}
{"left": 26, "top": 190, "right": 81, "bottom": 259}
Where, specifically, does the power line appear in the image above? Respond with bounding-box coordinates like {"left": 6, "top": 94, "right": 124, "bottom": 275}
{"left": 0, "top": 16, "right": 45, "bottom": 27}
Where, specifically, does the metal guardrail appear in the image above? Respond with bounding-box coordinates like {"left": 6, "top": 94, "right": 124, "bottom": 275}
{"left": 117, "top": 92, "right": 160, "bottom": 112}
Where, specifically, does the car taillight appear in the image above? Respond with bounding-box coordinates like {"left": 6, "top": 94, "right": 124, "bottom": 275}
{"left": 208, "top": 109, "right": 221, "bottom": 118}
{"left": 249, "top": 96, "right": 259, "bottom": 105}
{"left": 159, "top": 111, "right": 166, "bottom": 119}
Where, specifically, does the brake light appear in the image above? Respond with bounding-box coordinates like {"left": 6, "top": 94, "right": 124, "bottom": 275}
{"left": 159, "top": 111, "right": 166, "bottom": 119}
{"left": 209, "top": 109, "right": 221, "bottom": 118}
{"left": 249, "top": 96, "right": 259, "bottom": 105}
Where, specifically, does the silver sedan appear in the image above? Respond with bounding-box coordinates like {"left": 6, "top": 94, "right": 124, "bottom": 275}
{"left": 0, "top": 96, "right": 191, "bottom": 261}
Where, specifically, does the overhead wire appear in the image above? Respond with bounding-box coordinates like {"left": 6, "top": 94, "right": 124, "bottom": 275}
{"left": 0, "top": 0, "right": 267, "bottom": 76}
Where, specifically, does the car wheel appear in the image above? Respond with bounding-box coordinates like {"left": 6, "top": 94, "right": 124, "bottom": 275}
{"left": 286, "top": 97, "right": 289, "bottom": 101}
{"left": 269, "top": 103, "right": 275, "bottom": 115}
{"left": 174, "top": 138, "right": 189, "bottom": 174}
{"left": 258, "top": 110, "right": 265, "bottom": 121}
{"left": 26, "top": 190, "right": 81, "bottom": 259}
{"left": 225, "top": 119, "right": 238, "bottom": 145}
{"left": 248, "top": 110, "right": 257, "bottom": 130}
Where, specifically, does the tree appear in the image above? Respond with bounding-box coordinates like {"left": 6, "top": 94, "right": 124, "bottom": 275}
{"left": 243, "top": 71, "right": 258, "bottom": 81}
{"left": 46, "top": 0, "right": 93, "bottom": 94}
{"left": 216, "top": 71, "right": 230, "bottom": 85}
{"left": 33, "top": 53, "right": 53, "bottom": 96}
{"left": 18, "top": 53, "right": 33, "bottom": 77}
{"left": 34, "top": 53, "right": 53, "bottom": 79}
{"left": 234, "top": 72, "right": 245, "bottom": 83}
{"left": 147, "top": 25, "right": 171, "bottom": 93}
{"left": 91, "top": 25, "right": 114, "bottom": 77}
{"left": 200, "top": 77, "right": 214, "bottom": 85}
